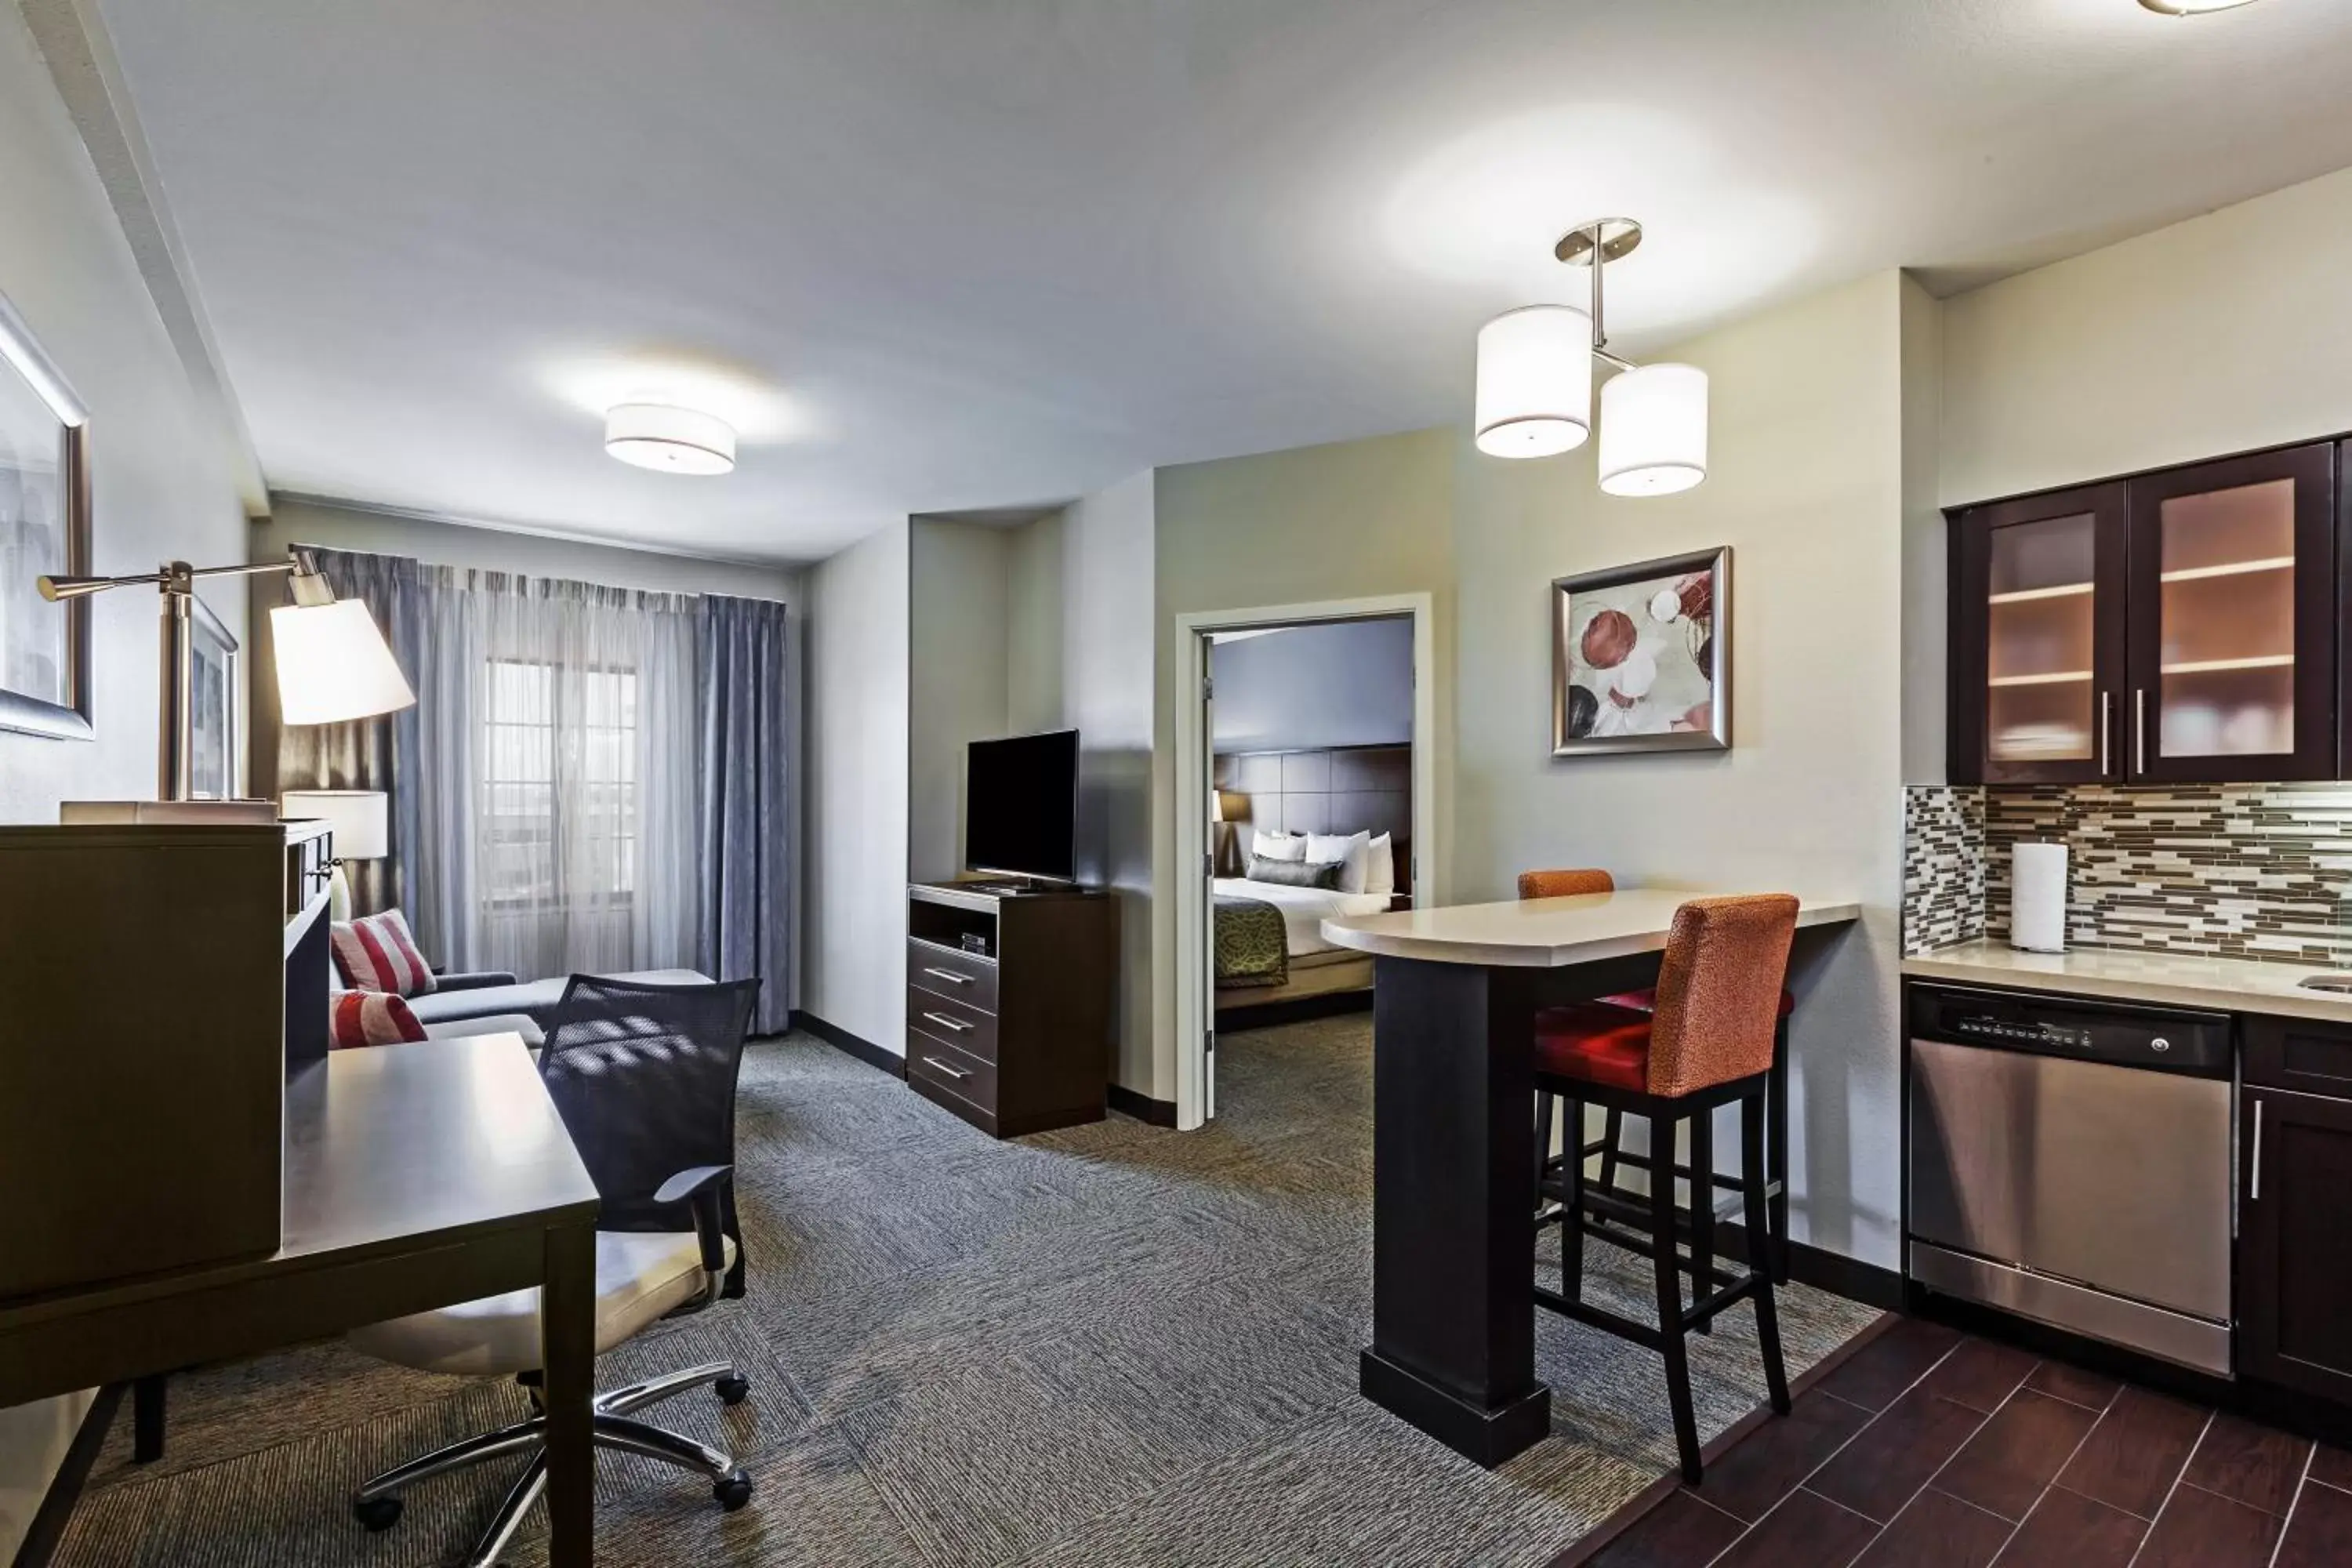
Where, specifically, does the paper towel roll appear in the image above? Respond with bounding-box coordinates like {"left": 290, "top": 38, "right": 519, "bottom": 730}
{"left": 2011, "top": 843, "right": 2068, "bottom": 954}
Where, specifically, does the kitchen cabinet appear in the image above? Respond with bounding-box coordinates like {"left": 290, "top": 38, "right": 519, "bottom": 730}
{"left": 1947, "top": 441, "right": 2338, "bottom": 785}
{"left": 2239, "top": 1082, "right": 2352, "bottom": 1404}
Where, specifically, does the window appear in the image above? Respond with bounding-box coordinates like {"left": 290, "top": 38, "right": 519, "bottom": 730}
{"left": 481, "top": 659, "right": 638, "bottom": 909}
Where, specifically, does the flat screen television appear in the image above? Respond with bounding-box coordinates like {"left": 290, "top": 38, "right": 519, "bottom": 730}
{"left": 965, "top": 728, "right": 1079, "bottom": 883}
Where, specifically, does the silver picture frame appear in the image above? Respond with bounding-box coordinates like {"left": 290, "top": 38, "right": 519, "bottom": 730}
{"left": 186, "top": 594, "right": 241, "bottom": 800}
{"left": 0, "top": 289, "right": 93, "bottom": 742}
{"left": 1551, "top": 546, "right": 1731, "bottom": 757}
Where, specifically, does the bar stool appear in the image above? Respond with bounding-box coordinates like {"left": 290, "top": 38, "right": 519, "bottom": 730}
{"left": 1531, "top": 895, "right": 1798, "bottom": 1484}
{"left": 1519, "top": 869, "right": 1645, "bottom": 1203}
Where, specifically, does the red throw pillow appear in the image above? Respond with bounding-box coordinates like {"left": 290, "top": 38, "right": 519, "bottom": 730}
{"left": 330, "top": 909, "right": 437, "bottom": 996}
{"left": 331, "top": 990, "right": 428, "bottom": 1050}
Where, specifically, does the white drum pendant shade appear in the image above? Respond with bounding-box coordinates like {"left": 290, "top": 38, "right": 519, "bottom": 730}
{"left": 1598, "top": 362, "right": 1708, "bottom": 496}
{"left": 1474, "top": 305, "right": 1592, "bottom": 459}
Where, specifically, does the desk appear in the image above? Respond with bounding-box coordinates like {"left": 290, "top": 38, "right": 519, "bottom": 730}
{"left": 1321, "top": 889, "right": 1860, "bottom": 1467}
{"left": 0, "top": 1033, "right": 601, "bottom": 1565}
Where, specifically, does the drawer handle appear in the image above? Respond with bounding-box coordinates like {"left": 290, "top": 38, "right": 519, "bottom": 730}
{"left": 921, "top": 1054, "right": 972, "bottom": 1082}
{"left": 921, "top": 967, "right": 974, "bottom": 986}
{"left": 921, "top": 1011, "right": 975, "bottom": 1034}
{"left": 2249, "top": 1097, "right": 2263, "bottom": 1203}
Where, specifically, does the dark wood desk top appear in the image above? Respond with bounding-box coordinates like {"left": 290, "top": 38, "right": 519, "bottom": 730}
{"left": 0, "top": 1033, "right": 598, "bottom": 1330}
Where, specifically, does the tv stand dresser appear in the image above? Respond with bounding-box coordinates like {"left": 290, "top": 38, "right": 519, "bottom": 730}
{"left": 906, "top": 881, "right": 1117, "bottom": 1137}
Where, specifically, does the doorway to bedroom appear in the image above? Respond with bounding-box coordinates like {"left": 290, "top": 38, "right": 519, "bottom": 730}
{"left": 1175, "top": 597, "right": 1434, "bottom": 1125}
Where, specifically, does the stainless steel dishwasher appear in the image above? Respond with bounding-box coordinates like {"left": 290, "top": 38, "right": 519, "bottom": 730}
{"left": 1907, "top": 983, "right": 2234, "bottom": 1375}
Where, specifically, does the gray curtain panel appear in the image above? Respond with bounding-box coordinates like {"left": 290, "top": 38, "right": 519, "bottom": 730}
{"left": 274, "top": 547, "right": 426, "bottom": 927}
{"left": 695, "top": 593, "right": 798, "bottom": 1035}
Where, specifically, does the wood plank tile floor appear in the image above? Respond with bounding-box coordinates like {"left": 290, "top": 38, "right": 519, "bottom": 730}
{"left": 1577, "top": 1316, "right": 2351, "bottom": 1568}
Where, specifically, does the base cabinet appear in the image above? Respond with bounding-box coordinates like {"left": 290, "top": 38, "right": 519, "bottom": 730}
{"left": 2240, "top": 1083, "right": 2352, "bottom": 1403}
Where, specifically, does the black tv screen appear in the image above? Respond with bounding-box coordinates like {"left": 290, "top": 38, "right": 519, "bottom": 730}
{"left": 965, "top": 729, "right": 1079, "bottom": 882}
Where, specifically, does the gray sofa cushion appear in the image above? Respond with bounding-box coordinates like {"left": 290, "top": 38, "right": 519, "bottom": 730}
{"left": 402, "top": 968, "right": 711, "bottom": 1028}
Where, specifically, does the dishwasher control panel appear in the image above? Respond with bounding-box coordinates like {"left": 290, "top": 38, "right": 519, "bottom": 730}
{"left": 1907, "top": 985, "right": 2230, "bottom": 1076}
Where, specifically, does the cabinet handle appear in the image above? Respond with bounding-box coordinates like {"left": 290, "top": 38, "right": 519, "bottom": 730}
{"left": 921, "top": 1054, "right": 972, "bottom": 1082}
{"left": 2100, "top": 691, "right": 2111, "bottom": 777}
{"left": 921, "top": 966, "right": 974, "bottom": 986}
{"left": 2249, "top": 1098, "right": 2263, "bottom": 1202}
{"left": 2133, "top": 688, "right": 2146, "bottom": 776}
{"left": 920, "top": 1011, "right": 974, "bottom": 1034}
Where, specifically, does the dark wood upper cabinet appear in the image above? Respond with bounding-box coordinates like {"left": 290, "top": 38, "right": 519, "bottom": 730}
{"left": 1949, "top": 484, "right": 2129, "bottom": 785}
{"left": 1949, "top": 441, "right": 2339, "bottom": 786}
{"left": 2240, "top": 1084, "right": 2352, "bottom": 1404}
{"left": 2124, "top": 445, "right": 2336, "bottom": 783}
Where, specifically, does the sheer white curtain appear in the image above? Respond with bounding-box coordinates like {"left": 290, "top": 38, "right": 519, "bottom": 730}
{"left": 408, "top": 568, "right": 699, "bottom": 978}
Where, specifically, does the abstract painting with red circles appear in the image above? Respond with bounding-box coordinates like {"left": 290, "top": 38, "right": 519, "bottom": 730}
{"left": 1551, "top": 547, "right": 1731, "bottom": 757}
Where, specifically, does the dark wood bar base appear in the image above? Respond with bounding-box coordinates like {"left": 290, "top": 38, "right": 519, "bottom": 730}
{"left": 1360, "top": 1347, "right": 1552, "bottom": 1468}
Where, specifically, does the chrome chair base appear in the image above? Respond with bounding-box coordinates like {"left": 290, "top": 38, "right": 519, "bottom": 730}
{"left": 352, "top": 1361, "right": 753, "bottom": 1568}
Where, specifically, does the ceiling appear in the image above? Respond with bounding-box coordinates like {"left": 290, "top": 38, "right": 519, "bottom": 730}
{"left": 90, "top": 0, "right": 2352, "bottom": 564}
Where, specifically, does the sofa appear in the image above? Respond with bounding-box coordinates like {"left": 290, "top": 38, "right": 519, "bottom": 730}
{"left": 341, "top": 965, "right": 713, "bottom": 1047}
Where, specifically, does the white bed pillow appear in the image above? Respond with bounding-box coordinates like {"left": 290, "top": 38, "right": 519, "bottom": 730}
{"left": 1252, "top": 829, "right": 1308, "bottom": 862}
{"left": 1366, "top": 833, "right": 1396, "bottom": 896}
{"left": 1307, "top": 830, "right": 1373, "bottom": 895}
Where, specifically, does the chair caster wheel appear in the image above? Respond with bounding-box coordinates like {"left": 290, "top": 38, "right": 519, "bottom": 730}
{"left": 715, "top": 1373, "right": 750, "bottom": 1406}
{"left": 353, "top": 1494, "right": 404, "bottom": 1532}
{"left": 713, "top": 1470, "right": 753, "bottom": 1512}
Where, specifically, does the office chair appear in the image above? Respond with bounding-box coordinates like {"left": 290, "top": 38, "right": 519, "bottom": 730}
{"left": 344, "top": 974, "right": 761, "bottom": 1567}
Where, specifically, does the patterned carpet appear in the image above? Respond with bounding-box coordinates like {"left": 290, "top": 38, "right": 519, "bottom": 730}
{"left": 53, "top": 1016, "right": 1877, "bottom": 1567}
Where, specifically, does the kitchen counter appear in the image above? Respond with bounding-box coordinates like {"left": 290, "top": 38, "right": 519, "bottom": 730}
{"left": 1903, "top": 938, "right": 2352, "bottom": 1023}
{"left": 1322, "top": 887, "right": 1862, "bottom": 968}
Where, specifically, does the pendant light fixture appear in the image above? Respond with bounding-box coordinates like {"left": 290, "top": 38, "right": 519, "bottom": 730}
{"left": 604, "top": 403, "right": 738, "bottom": 474}
{"left": 1472, "top": 218, "right": 1708, "bottom": 496}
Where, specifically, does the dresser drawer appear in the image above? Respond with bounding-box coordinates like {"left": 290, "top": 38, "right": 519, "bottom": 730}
{"left": 906, "top": 938, "right": 999, "bottom": 1012}
{"left": 909, "top": 985, "right": 997, "bottom": 1062}
{"left": 2245, "top": 1014, "right": 2352, "bottom": 1098}
{"left": 907, "top": 1033, "right": 997, "bottom": 1109}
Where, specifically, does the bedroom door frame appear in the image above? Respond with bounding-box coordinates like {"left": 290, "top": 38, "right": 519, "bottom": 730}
{"left": 1173, "top": 592, "right": 1439, "bottom": 1130}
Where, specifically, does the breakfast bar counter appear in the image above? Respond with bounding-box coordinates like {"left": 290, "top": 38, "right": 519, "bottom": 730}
{"left": 1319, "top": 889, "right": 1860, "bottom": 1466}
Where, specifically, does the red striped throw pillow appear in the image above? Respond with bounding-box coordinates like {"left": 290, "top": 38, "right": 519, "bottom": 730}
{"left": 329, "top": 909, "right": 437, "bottom": 996}
{"left": 330, "top": 990, "right": 428, "bottom": 1050}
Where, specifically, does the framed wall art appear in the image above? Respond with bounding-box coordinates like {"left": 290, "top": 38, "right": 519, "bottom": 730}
{"left": 1552, "top": 546, "right": 1730, "bottom": 757}
{"left": 0, "top": 289, "right": 93, "bottom": 742}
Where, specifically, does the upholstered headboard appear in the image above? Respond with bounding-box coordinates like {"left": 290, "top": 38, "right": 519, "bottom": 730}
{"left": 1214, "top": 743, "right": 1411, "bottom": 890}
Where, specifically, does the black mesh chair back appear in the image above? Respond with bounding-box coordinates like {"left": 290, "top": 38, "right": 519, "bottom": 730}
{"left": 539, "top": 974, "right": 758, "bottom": 1291}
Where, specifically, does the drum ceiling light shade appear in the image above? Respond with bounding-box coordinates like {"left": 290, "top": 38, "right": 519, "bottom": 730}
{"left": 604, "top": 403, "right": 737, "bottom": 474}
{"left": 272, "top": 598, "right": 417, "bottom": 725}
{"left": 2138, "top": 0, "right": 2259, "bottom": 12}
{"left": 1473, "top": 305, "right": 1593, "bottom": 459}
{"left": 1598, "top": 363, "right": 1709, "bottom": 497}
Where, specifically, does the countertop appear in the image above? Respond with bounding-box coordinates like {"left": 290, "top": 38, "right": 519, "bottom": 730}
{"left": 1902, "top": 938, "right": 2352, "bottom": 1023}
{"left": 1320, "top": 888, "right": 1862, "bottom": 969}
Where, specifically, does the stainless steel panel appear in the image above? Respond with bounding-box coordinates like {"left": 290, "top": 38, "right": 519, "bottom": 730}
{"left": 1911, "top": 1241, "right": 2233, "bottom": 1377}
{"left": 1909, "top": 1037, "right": 2230, "bottom": 1320}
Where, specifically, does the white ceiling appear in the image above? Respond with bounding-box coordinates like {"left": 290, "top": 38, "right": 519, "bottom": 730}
{"left": 91, "top": 0, "right": 2352, "bottom": 564}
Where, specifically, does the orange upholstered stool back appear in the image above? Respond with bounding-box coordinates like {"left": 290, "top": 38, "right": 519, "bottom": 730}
{"left": 1645, "top": 895, "right": 1799, "bottom": 1098}
{"left": 1517, "top": 868, "right": 1615, "bottom": 900}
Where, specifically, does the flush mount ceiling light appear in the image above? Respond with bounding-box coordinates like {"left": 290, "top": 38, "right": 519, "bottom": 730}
{"left": 1472, "top": 218, "right": 1708, "bottom": 496}
{"left": 2138, "top": 0, "right": 2259, "bottom": 11}
{"left": 604, "top": 403, "right": 736, "bottom": 474}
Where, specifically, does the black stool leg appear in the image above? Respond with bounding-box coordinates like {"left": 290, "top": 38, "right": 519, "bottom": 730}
{"left": 1650, "top": 1109, "right": 1702, "bottom": 1483}
{"left": 1562, "top": 1097, "right": 1585, "bottom": 1301}
{"left": 1535, "top": 1091, "right": 1555, "bottom": 1205}
{"left": 133, "top": 1374, "right": 166, "bottom": 1464}
{"left": 1690, "top": 1109, "right": 1714, "bottom": 1337}
{"left": 1769, "top": 1020, "right": 1791, "bottom": 1286}
{"left": 1742, "top": 1092, "right": 1791, "bottom": 1416}
{"left": 1599, "top": 1107, "right": 1623, "bottom": 1196}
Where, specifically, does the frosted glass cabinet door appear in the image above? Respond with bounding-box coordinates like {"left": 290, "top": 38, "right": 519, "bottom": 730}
{"left": 1950, "top": 483, "right": 2127, "bottom": 785}
{"left": 2125, "top": 445, "right": 2336, "bottom": 784}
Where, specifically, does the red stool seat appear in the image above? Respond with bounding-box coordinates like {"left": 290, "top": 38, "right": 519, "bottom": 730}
{"left": 1533, "top": 1002, "right": 1654, "bottom": 1091}
{"left": 1597, "top": 987, "right": 1795, "bottom": 1018}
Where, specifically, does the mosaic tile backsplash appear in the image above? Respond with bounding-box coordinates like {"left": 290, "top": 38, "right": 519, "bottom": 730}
{"left": 1902, "top": 786, "right": 1985, "bottom": 956}
{"left": 1904, "top": 782, "right": 2352, "bottom": 967}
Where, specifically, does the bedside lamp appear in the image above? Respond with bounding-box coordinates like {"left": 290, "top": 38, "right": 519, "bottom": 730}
{"left": 279, "top": 789, "right": 387, "bottom": 920}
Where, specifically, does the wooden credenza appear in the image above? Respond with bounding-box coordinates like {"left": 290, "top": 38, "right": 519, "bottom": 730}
{"left": 904, "top": 882, "right": 1116, "bottom": 1138}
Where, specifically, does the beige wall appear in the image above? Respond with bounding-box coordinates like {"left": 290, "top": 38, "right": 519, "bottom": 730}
{"left": 1453, "top": 270, "right": 1910, "bottom": 1265}
{"left": 1941, "top": 162, "right": 2352, "bottom": 508}
{"left": 0, "top": 6, "right": 252, "bottom": 1551}
{"left": 907, "top": 519, "right": 1011, "bottom": 881}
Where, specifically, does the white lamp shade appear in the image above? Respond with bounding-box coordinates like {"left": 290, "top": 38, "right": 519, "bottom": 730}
{"left": 270, "top": 598, "right": 417, "bottom": 725}
{"left": 281, "top": 789, "right": 390, "bottom": 860}
{"left": 604, "top": 404, "right": 737, "bottom": 474}
{"left": 1598, "top": 362, "right": 1708, "bottom": 497}
{"left": 1474, "top": 305, "right": 1592, "bottom": 459}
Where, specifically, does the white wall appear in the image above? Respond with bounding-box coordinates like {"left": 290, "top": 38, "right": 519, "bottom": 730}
{"left": 1900, "top": 275, "right": 1946, "bottom": 786}
{"left": 804, "top": 519, "right": 910, "bottom": 1053}
{"left": 1941, "top": 162, "right": 2352, "bottom": 508}
{"left": 0, "top": 6, "right": 251, "bottom": 1551}
{"left": 1454, "top": 270, "right": 1909, "bottom": 1266}
{"left": 907, "top": 519, "right": 1011, "bottom": 881}
{"left": 1210, "top": 618, "right": 1414, "bottom": 753}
